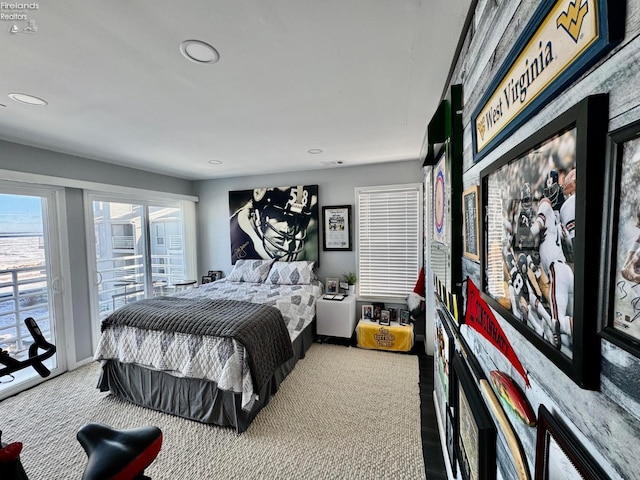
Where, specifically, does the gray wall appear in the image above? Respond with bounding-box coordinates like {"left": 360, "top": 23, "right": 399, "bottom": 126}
{"left": 194, "top": 160, "right": 423, "bottom": 284}
{"left": 431, "top": 1, "right": 640, "bottom": 479}
{"left": 0, "top": 140, "right": 194, "bottom": 195}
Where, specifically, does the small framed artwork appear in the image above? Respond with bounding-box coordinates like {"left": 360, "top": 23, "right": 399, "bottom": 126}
{"left": 400, "top": 309, "right": 410, "bottom": 325}
{"left": 379, "top": 310, "right": 391, "bottom": 326}
{"left": 207, "top": 270, "right": 223, "bottom": 281}
{"left": 480, "top": 94, "right": 608, "bottom": 389}
{"left": 433, "top": 151, "right": 448, "bottom": 245}
{"left": 201, "top": 275, "right": 213, "bottom": 284}
{"left": 362, "top": 305, "right": 373, "bottom": 320}
{"left": 435, "top": 308, "right": 455, "bottom": 410}
{"left": 600, "top": 119, "right": 640, "bottom": 358}
{"left": 446, "top": 407, "right": 457, "bottom": 477}
{"left": 322, "top": 205, "right": 352, "bottom": 251}
{"left": 535, "top": 405, "right": 609, "bottom": 480}
{"left": 388, "top": 307, "right": 398, "bottom": 323}
{"left": 453, "top": 352, "right": 496, "bottom": 480}
{"left": 462, "top": 185, "right": 480, "bottom": 262}
{"left": 326, "top": 278, "right": 339, "bottom": 294}
{"left": 372, "top": 302, "right": 384, "bottom": 321}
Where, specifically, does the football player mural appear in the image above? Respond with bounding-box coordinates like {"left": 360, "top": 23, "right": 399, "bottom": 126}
{"left": 229, "top": 185, "right": 319, "bottom": 264}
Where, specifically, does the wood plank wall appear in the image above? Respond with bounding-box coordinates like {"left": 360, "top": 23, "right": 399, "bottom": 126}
{"left": 435, "top": 1, "right": 640, "bottom": 478}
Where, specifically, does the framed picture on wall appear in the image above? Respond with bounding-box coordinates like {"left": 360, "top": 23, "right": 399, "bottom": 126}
{"left": 462, "top": 185, "right": 480, "bottom": 262}
{"left": 480, "top": 94, "right": 608, "bottom": 390}
{"left": 535, "top": 405, "right": 609, "bottom": 480}
{"left": 435, "top": 308, "right": 455, "bottom": 410}
{"left": 322, "top": 205, "right": 352, "bottom": 251}
{"left": 434, "top": 307, "right": 456, "bottom": 475}
{"left": 433, "top": 151, "right": 447, "bottom": 245}
{"left": 453, "top": 352, "right": 496, "bottom": 480}
{"left": 446, "top": 408, "right": 457, "bottom": 478}
{"left": 600, "top": 119, "right": 640, "bottom": 358}
{"left": 228, "top": 185, "right": 319, "bottom": 265}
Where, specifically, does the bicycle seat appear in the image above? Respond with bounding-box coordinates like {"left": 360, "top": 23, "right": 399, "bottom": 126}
{"left": 77, "top": 423, "right": 162, "bottom": 480}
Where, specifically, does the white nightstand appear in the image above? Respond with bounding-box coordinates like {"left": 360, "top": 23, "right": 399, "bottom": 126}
{"left": 316, "top": 295, "right": 357, "bottom": 338}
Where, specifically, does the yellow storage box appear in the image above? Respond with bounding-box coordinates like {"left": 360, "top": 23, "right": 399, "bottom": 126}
{"left": 356, "top": 320, "right": 414, "bottom": 352}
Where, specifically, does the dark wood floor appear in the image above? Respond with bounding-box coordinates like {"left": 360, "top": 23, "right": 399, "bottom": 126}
{"left": 416, "top": 343, "right": 447, "bottom": 479}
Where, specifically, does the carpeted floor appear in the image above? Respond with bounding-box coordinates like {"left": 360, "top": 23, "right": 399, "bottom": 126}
{"left": 1, "top": 343, "right": 425, "bottom": 479}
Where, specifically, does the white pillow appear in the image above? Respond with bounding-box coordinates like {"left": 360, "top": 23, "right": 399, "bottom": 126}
{"left": 266, "top": 261, "right": 315, "bottom": 285}
{"left": 227, "top": 259, "right": 275, "bottom": 283}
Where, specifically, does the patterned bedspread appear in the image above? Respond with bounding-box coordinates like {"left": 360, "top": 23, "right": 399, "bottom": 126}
{"left": 94, "top": 279, "right": 322, "bottom": 410}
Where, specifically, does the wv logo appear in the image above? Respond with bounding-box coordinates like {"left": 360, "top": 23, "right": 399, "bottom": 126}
{"left": 556, "top": 0, "right": 589, "bottom": 43}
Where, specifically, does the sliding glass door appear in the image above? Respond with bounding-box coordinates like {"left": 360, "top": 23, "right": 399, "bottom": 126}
{"left": 0, "top": 185, "right": 67, "bottom": 399}
{"left": 87, "top": 195, "right": 194, "bottom": 342}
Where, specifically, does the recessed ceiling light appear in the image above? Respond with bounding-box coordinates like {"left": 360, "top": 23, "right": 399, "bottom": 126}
{"left": 308, "top": 149, "right": 323, "bottom": 154}
{"left": 180, "top": 40, "right": 220, "bottom": 64}
{"left": 8, "top": 93, "right": 48, "bottom": 106}
{"left": 208, "top": 160, "right": 222, "bottom": 165}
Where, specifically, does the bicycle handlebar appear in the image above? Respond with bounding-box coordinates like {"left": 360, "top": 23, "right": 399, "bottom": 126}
{"left": 0, "top": 318, "right": 57, "bottom": 379}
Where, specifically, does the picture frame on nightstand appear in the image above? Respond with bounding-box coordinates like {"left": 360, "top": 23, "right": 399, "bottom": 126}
{"left": 362, "top": 305, "right": 373, "bottom": 320}
{"left": 380, "top": 310, "right": 391, "bottom": 326}
{"left": 400, "top": 309, "right": 410, "bottom": 325}
{"left": 326, "top": 277, "right": 339, "bottom": 294}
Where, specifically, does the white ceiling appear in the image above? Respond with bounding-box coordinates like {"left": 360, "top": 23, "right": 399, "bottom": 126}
{"left": 0, "top": 1, "right": 471, "bottom": 181}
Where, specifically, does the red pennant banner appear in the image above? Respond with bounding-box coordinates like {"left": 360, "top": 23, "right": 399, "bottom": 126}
{"left": 465, "top": 278, "right": 530, "bottom": 387}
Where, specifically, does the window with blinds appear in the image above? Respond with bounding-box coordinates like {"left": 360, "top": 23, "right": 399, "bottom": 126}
{"left": 356, "top": 184, "right": 422, "bottom": 299}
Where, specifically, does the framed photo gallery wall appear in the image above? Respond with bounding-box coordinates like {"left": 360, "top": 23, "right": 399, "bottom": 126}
{"left": 480, "top": 94, "right": 609, "bottom": 389}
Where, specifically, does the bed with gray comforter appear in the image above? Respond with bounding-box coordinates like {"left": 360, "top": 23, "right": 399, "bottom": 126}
{"left": 94, "top": 277, "right": 322, "bottom": 432}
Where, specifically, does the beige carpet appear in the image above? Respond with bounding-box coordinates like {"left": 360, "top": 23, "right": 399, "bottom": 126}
{"left": 0, "top": 343, "right": 425, "bottom": 479}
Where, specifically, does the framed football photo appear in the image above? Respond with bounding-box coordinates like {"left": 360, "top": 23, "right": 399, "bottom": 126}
{"left": 480, "top": 95, "right": 609, "bottom": 389}
{"left": 600, "top": 119, "right": 640, "bottom": 358}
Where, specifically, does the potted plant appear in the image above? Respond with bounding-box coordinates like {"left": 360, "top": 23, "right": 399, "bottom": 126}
{"left": 342, "top": 271, "right": 357, "bottom": 295}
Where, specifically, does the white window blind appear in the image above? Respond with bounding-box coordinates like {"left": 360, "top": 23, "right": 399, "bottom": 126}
{"left": 356, "top": 184, "right": 422, "bottom": 299}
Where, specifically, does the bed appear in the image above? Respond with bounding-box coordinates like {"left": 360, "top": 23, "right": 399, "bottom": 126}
{"left": 94, "top": 259, "right": 322, "bottom": 432}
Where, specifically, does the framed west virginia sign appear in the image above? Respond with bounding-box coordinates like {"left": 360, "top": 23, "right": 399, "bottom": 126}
{"left": 472, "top": 0, "right": 624, "bottom": 163}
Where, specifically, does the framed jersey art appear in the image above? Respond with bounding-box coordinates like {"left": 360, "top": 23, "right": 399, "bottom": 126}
{"left": 480, "top": 94, "right": 609, "bottom": 389}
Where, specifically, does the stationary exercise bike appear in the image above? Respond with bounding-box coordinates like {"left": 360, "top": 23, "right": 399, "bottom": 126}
{"left": 0, "top": 318, "right": 162, "bottom": 480}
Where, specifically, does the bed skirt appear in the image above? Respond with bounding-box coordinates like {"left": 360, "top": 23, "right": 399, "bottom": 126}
{"left": 97, "top": 320, "right": 315, "bottom": 433}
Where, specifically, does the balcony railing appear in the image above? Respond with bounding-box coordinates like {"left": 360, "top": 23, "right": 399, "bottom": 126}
{"left": 0, "top": 265, "right": 51, "bottom": 361}
{"left": 96, "top": 254, "right": 186, "bottom": 319}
